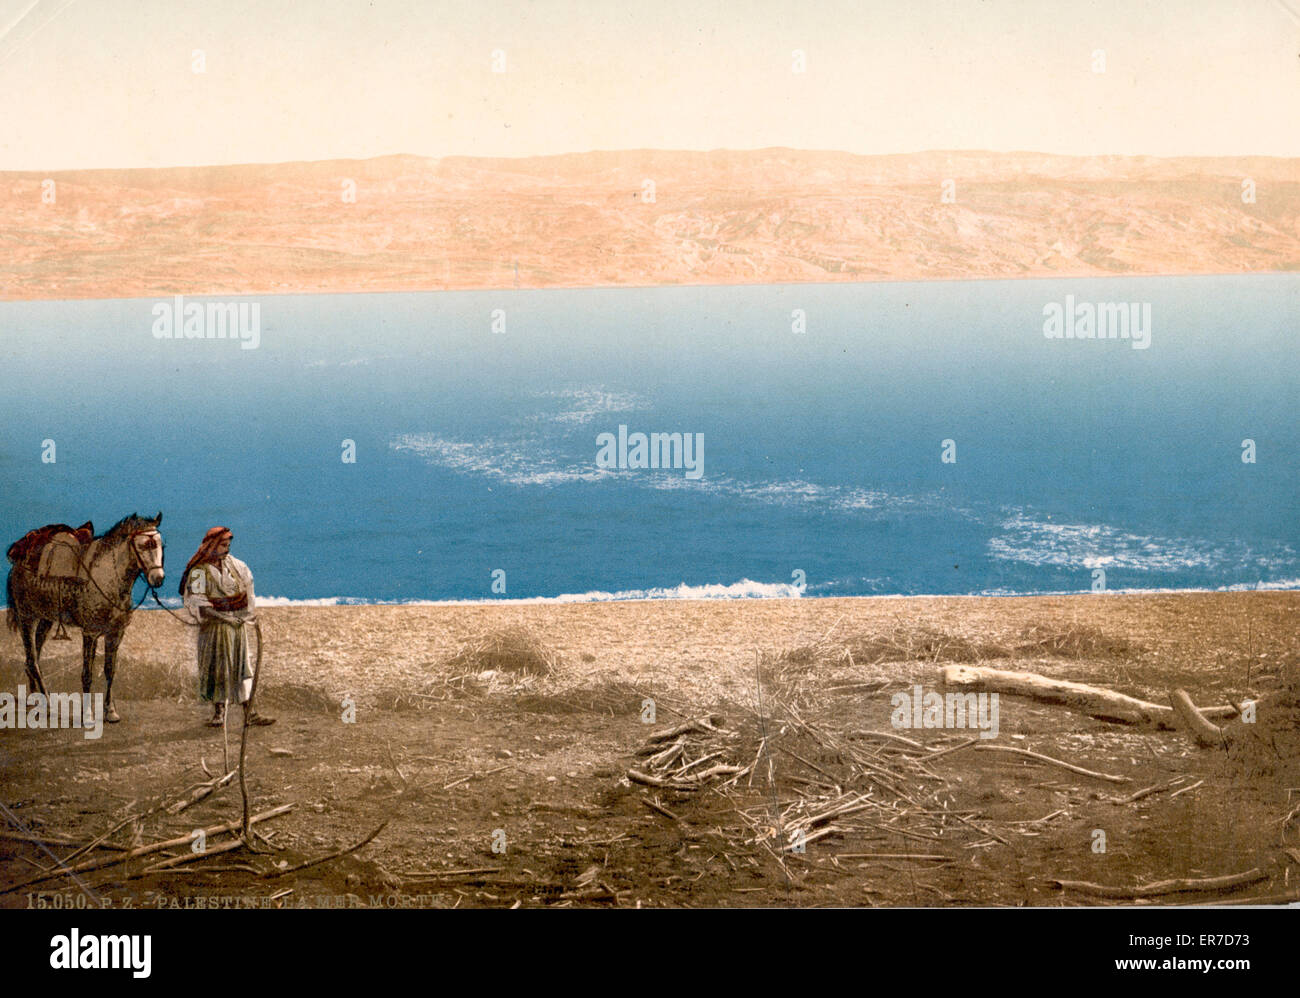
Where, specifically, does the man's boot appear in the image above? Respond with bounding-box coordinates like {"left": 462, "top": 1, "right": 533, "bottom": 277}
{"left": 208, "top": 702, "right": 226, "bottom": 727}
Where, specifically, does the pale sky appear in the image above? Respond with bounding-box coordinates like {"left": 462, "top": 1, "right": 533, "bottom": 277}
{"left": 0, "top": 0, "right": 1296, "bottom": 171}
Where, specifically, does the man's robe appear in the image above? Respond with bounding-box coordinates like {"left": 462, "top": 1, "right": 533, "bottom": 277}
{"left": 183, "top": 556, "right": 256, "bottom": 704}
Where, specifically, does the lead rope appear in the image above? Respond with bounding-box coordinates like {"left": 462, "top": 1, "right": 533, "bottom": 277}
{"left": 148, "top": 585, "right": 202, "bottom": 626}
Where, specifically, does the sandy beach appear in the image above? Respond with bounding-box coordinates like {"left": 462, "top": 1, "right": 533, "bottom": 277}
{"left": 26, "top": 589, "right": 1295, "bottom": 707}
{"left": 2, "top": 590, "right": 1297, "bottom": 908}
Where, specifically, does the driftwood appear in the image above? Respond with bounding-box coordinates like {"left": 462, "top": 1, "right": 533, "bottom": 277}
{"left": 1169, "top": 688, "right": 1227, "bottom": 748}
{"left": 264, "top": 820, "right": 387, "bottom": 878}
{"left": 626, "top": 767, "right": 704, "bottom": 790}
{"left": 645, "top": 715, "right": 728, "bottom": 743}
{"left": 627, "top": 768, "right": 673, "bottom": 788}
{"left": 644, "top": 738, "right": 686, "bottom": 768}
{"left": 689, "top": 764, "right": 744, "bottom": 782}
{"left": 926, "top": 737, "right": 979, "bottom": 761}
{"left": 845, "top": 729, "right": 928, "bottom": 751}
{"left": 1168, "top": 779, "right": 1203, "bottom": 799}
{"left": 1106, "top": 778, "right": 1188, "bottom": 805}
{"left": 1184, "top": 891, "right": 1300, "bottom": 907}
{"left": 141, "top": 838, "right": 246, "bottom": 874}
{"left": 0, "top": 803, "right": 294, "bottom": 894}
{"left": 167, "top": 770, "right": 238, "bottom": 815}
{"left": 0, "top": 831, "right": 130, "bottom": 852}
{"left": 943, "top": 665, "right": 1242, "bottom": 729}
{"left": 1050, "top": 868, "right": 1267, "bottom": 899}
{"left": 837, "top": 852, "right": 952, "bottom": 862}
{"left": 974, "top": 744, "right": 1130, "bottom": 784}
{"left": 639, "top": 797, "right": 684, "bottom": 822}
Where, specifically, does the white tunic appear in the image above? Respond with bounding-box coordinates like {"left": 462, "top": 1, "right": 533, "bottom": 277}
{"left": 184, "top": 555, "right": 257, "bottom": 704}
{"left": 183, "top": 555, "right": 256, "bottom": 622}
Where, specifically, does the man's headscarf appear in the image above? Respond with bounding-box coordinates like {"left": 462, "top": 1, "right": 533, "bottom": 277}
{"left": 179, "top": 527, "right": 232, "bottom": 595}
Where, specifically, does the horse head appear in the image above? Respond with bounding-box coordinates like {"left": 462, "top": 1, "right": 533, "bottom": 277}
{"left": 130, "top": 511, "right": 165, "bottom": 588}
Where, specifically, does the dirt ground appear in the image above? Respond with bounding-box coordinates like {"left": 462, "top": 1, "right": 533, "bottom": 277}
{"left": 2, "top": 592, "right": 1297, "bottom": 909}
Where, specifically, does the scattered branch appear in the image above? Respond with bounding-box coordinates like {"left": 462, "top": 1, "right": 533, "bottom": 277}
{"left": 1050, "top": 868, "right": 1267, "bottom": 899}
{"left": 974, "top": 744, "right": 1131, "bottom": 784}
{"left": 264, "top": 821, "right": 388, "bottom": 879}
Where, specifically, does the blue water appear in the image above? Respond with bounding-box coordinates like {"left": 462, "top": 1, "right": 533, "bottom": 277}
{"left": 1, "top": 275, "right": 1296, "bottom": 603}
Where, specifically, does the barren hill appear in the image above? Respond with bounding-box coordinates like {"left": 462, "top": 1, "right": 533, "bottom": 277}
{"left": 2, "top": 149, "right": 1297, "bottom": 300}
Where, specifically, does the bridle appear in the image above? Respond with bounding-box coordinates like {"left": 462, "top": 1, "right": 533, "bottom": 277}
{"left": 128, "top": 529, "right": 163, "bottom": 578}
{"left": 87, "top": 528, "right": 201, "bottom": 627}
{"left": 98, "top": 529, "right": 164, "bottom": 615}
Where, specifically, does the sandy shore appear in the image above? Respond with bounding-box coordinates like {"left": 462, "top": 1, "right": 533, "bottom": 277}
{"left": 6, "top": 590, "right": 1294, "bottom": 709}
{"left": 3, "top": 590, "right": 1297, "bottom": 909}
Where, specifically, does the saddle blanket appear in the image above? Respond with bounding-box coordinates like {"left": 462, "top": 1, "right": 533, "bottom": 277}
{"left": 6, "top": 522, "right": 94, "bottom": 579}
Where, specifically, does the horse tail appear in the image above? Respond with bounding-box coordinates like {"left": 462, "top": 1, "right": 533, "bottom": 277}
{"left": 4, "top": 568, "right": 17, "bottom": 631}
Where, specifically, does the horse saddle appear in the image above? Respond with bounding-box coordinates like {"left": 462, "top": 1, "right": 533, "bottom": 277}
{"left": 6, "top": 522, "right": 94, "bottom": 578}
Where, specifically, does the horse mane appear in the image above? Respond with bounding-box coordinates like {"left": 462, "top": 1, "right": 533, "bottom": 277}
{"left": 100, "top": 513, "right": 157, "bottom": 542}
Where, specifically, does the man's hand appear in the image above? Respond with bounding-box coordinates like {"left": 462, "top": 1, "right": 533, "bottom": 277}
{"left": 201, "top": 608, "right": 242, "bottom": 625}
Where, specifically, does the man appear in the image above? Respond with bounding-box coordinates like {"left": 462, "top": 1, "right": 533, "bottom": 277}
{"left": 181, "top": 527, "right": 274, "bottom": 727}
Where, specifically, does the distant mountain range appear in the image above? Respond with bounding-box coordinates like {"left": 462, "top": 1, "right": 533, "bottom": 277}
{"left": 2, "top": 149, "right": 1297, "bottom": 300}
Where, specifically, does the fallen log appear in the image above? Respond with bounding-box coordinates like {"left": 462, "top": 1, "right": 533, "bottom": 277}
{"left": 1050, "top": 868, "right": 1267, "bottom": 899}
{"left": 942, "top": 666, "right": 1241, "bottom": 729}
{"left": 1169, "top": 688, "right": 1227, "bottom": 748}
{"left": 627, "top": 768, "right": 672, "bottom": 788}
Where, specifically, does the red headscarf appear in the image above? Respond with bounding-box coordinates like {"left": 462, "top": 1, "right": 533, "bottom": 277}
{"left": 179, "top": 527, "right": 232, "bottom": 595}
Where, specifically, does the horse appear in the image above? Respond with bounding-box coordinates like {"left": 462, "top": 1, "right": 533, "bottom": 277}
{"left": 5, "top": 512, "right": 165, "bottom": 723}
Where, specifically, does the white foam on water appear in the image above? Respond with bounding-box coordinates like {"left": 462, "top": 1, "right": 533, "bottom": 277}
{"left": 136, "top": 576, "right": 1299, "bottom": 610}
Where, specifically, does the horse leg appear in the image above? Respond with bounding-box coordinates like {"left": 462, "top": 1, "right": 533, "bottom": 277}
{"left": 102, "top": 628, "right": 123, "bottom": 723}
{"left": 34, "top": 619, "right": 53, "bottom": 658}
{"left": 19, "top": 619, "right": 48, "bottom": 697}
{"left": 82, "top": 631, "right": 99, "bottom": 700}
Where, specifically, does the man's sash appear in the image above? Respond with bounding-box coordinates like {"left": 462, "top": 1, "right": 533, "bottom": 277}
{"left": 208, "top": 592, "right": 248, "bottom": 613}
